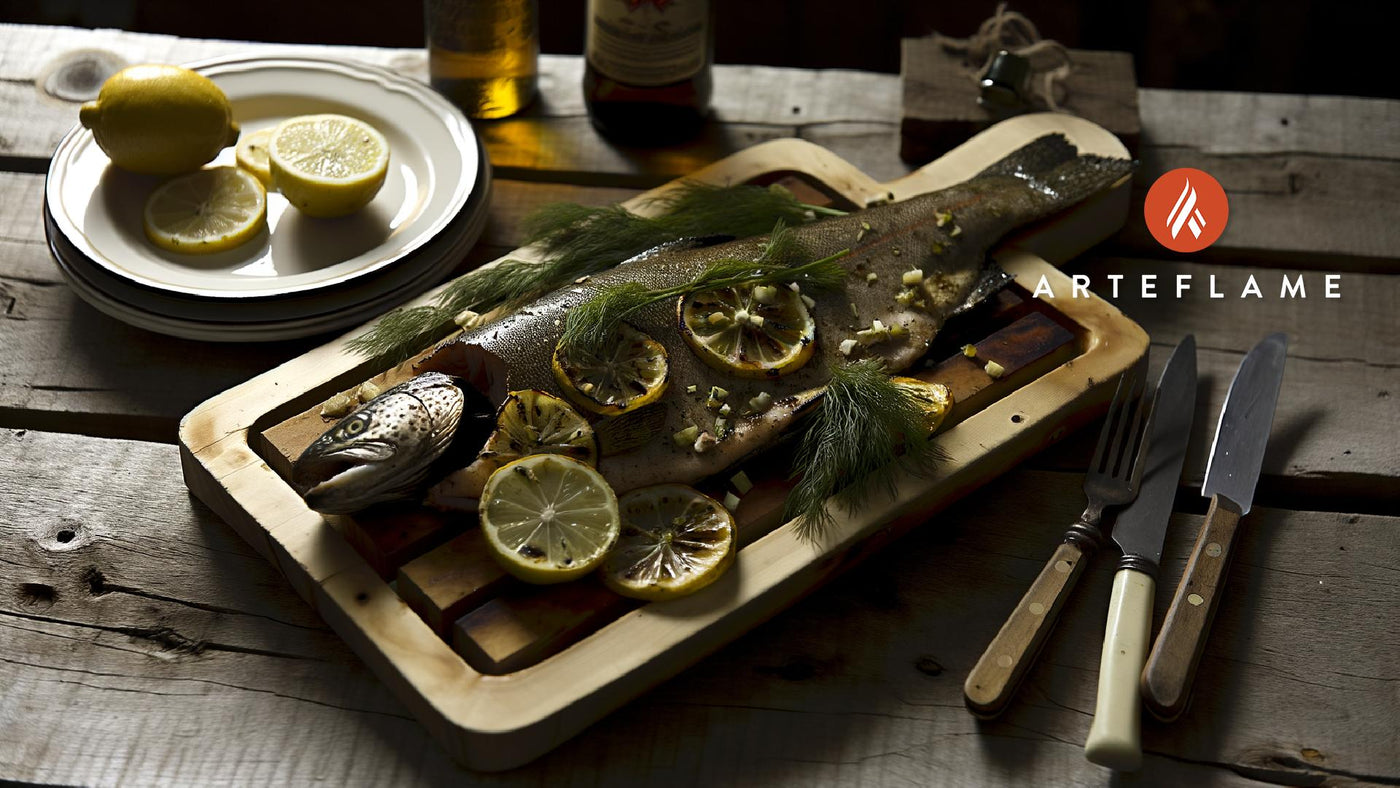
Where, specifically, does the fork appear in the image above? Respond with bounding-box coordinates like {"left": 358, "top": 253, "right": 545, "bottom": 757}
{"left": 963, "top": 358, "right": 1152, "bottom": 718}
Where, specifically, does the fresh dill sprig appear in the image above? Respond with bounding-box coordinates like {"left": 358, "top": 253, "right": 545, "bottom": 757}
{"left": 559, "top": 223, "right": 849, "bottom": 357}
{"left": 784, "top": 359, "right": 948, "bottom": 541}
{"left": 346, "top": 182, "right": 846, "bottom": 365}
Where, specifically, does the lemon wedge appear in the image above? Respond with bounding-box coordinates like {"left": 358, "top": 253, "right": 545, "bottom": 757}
{"left": 480, "top": 455, "right": 620, "bottom": 584}
{"left": 79, "top": 64, "right": 240, "bottom": 175}
{"left": 142, "top": 166, "right": 266, "bottom": 254}
{"left": 235, "top": 127, "right": 274, "bottom": 187}
{"left": 892, "top": 376, "right": 954, "bottom": 436}
{"left": 267, "top": 114, "right": 389, "bottom": 218}
{"left": 679, "top": 283, "right": 816, "bottom": 378}
{"left": 602, "top": 484, "right": 736, "bottom": 601}
{"left": 552, "top": 323, "right": 669, "bottom": 416}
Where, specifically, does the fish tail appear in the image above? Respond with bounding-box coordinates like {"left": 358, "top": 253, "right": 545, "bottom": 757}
{"left": 973, "top": 133, "right": 1136, "bottom": 220}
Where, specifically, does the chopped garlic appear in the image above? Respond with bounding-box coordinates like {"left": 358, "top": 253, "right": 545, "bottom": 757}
{"left": 849, "top": 302, "right": 860, "bottom": 318}
{"left": 748, "top": 313, "right": 765, "bottom": 328}
{"left": 355, "top": 381, "right": 381, "bottom": 402}
{"left": 902, "top": 269, "right": 925, "bottom": 286}
{"left": 985, "top": 360, "right": 1006, "bottom": 378}
{"left": 694, "top": 432, "right": 718, "bottom": 453}
{"left": 723, "top": 491, "right": 741, "bottom": 512}
{"left": 950, "top": 225, "right": 963, "bottom": 238}
{"left": 719, "top": 403, "right": 732, "bottom": 416}
{"left": 801, "top": 294, "right": 816, "bottom": 309}
{"left": 839, "top": 338, "right": 858, "bottom": 356}
{"left": 580, "top": 382, "right": 595, "bottom": 393}
{"left": 714, "top": 417, "right": 728, "bottom": 436}
{"left": 936, "top": 211, "right": 952, "bottom": 227}
{"left": 748, "top": 391, "right": 773, "bottom": 412}
{"left": 752, "top": 285, "right": 779, "bottom": 304}
{"left": 710, "top": 386, "right": 729, "bottom": 400}
{"left": 686, "top": 384, "right": 698, "bottom": 394}
{"left": 320, "top": 391, "right": 356, "bottom": 418}
{"left": 673, "top": 425, "right": 699, "bottom": 447}
{"left": 708, "top": 311, "right": 730, "bottom": 326}
{"left": 895, "top": 289, "right": 916, "bottom": 307}
{"left": 453, "top": 309, "right": 483, "bottom": 329}
{"left": 731, "top": 470, "right": 754, "bottom": 494}
{"left": 962, "top": 344, "right": 977, "bottom": 358}
{"left": 865, "top": 272, "right": 879, "bottom": 283}
{"left": 788, "top": 282, "right": 802, "bottom": 292}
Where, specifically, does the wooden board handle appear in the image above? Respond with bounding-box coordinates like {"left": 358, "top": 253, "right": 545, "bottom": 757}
{"left": 964, "top": 539, "right": 1093, "bottom": 718}
{"left": 1084, "top": 568, "right": 1154, "bottom": 771}
{"left": 1140, "top": 495, "right": 1244, "bottom": 722}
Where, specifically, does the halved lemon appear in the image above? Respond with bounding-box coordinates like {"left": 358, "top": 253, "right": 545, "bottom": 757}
{"left": 892, "top": 376, "right": 954, "bottom": 436}
{"left": 481, "top": 389, "right": 597, "bottom": 467}
{"left": 235, "top": 127, "right": 274, "bottom": 187}
{"left": 480, "top": 454, "right": 620, "bottom": 584}
{"left": 602, "top": 484, "right": 736, "bottom": 601}
{"left": 267, "top": 113, "right": 389, "bottom": 218}
{"left": 142, "top": 166, "right": 266, "bottom": 254}
{"left": 678, "top": 284, "right": 815, "bottom": 378}
{"left": 552, "top": 323, "right": 669, "bottom": 416}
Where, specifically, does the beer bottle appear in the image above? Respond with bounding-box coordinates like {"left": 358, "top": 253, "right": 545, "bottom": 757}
{"left": 583, "top": 0, "right": 713, "bottom": 144}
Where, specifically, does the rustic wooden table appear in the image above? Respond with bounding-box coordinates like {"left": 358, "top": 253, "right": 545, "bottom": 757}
{"left": 1, "top": 24, "right": 1397, "bottom": 787}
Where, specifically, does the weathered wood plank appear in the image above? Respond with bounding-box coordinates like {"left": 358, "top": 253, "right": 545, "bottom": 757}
{"left": 2, "top": 428, "right": 1394, "bottom": 784}
{"left": 0, "top": 171, "right": 639, "bottom": 442}
{"left": 1030, "top": 257, "right": 1400, "bottom": 506}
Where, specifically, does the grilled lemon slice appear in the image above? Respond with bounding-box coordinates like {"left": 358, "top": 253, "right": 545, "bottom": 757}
{"left": 552, "top": 322, "right": 669, "bottom": 416}
{"left": 892, "top": 376, "right": 954, "bottom": 436}
{"left": 602, "top": 484, "right": 736, "bottom": 601}
{"left": 480, "top": 455, "right": 620, "bottom": 584}
{"left": 481, "top": 389, "right": 597, "bottom": 467}
{"left": 678, "top": 283, "right": 815, "bottom": 378}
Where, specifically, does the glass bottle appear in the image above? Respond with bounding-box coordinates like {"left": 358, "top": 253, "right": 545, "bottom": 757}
{"left": 583, "top": 0, "right": 714, "bottom": 144}
{"left": 425, "top": 0, "right": 539, "bottom": 119}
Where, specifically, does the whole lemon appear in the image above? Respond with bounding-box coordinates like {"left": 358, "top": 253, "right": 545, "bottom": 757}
{"left": 79, "top": 64, "right": 240, "bottom": 175}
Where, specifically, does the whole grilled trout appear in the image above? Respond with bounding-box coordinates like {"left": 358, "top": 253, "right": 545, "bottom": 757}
{"left": 415, "top": 134, "right": 1132, "bottom": 496}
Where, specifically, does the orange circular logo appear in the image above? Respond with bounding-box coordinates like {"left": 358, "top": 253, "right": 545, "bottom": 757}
{"left": 1144, "top": 168, "right": 1229, "bottom": 253}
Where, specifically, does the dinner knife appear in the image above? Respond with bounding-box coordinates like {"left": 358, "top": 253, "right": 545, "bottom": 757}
{"left": 1141, "top": 332, "right": 1288, "bottom": 722}
{"left": 1084, "top": 335, "right": 1196, "bottom": 771}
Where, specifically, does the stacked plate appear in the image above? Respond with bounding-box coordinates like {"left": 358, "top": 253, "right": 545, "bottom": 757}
{"left": 44, "top": 55, "right": 490, "bottom": 342}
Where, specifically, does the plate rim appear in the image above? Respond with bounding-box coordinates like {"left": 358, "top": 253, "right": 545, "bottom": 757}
{"left": 44, "top": 54, "right": 481, "bottom": 302}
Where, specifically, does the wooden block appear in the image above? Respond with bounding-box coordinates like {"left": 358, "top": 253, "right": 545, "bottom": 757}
{"left": 899, "top": 35, "right": 1140, "bottom": 165}
{"left": 397, "top": 528, "right": 509, "bottom": 635}
{"left": 452, "top": 580, "right": 635, "bottom": 675}
{"left": 336, "top": 506, "right": 460, "bottom": 580}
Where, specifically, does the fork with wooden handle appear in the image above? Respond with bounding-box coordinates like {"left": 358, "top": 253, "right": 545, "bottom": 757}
{"left": 964, "top": 360, "right": 1150, "bottom": 718}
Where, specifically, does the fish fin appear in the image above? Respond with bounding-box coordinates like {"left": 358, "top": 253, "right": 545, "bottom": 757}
{"left": 617, "top": 235, "right": 736, "bottom": 268}
{"left": 974, "top": 133, "right": 1136, "bottom": 213}
{"left": 951, "top": 263, "right": 1016, "bottom": 317}
{"left": 594, "top": 402, "right": 669, "bottom": 456}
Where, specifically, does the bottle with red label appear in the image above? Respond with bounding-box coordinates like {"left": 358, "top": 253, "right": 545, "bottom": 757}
{"left": 583, "top": 0, "right": 714, "bottom": 144}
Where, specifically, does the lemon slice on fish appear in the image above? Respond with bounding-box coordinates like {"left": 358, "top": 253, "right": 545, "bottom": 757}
{"left": 678, "top": 283, "right": 815, "bottom": 378}
{"left": 142, "top": 166, "right": 266, "bottom": 254}
{"left": 552, "top": 323, "right": 669, "bottom": 416}
{"left": 602, "top": 484, "right": 736, "bottom": 601}
{"left": 892, "top": 376, "right": 954, "bottom": 436}
{"left": 480, "top": 454, "right": 620, "bottom": 584}
{"left": 481, "top": 389, "right": 598, "bottom": 467}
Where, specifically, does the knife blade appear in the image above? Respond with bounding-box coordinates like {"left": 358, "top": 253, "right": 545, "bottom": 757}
{"left": 1141, "top": 332, "right": 1288, "bottom": 722}
{"left": 1085, "top": 335, "right": 1197, "bottom": 771}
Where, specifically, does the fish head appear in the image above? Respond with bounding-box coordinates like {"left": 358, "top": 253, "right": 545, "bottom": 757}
{"left": 293, "top": 372, "right": 466, "bottom": 514}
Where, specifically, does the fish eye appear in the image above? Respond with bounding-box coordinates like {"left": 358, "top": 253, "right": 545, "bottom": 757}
{"left": 345, "top": 416, "right": 367, "bottom": 435}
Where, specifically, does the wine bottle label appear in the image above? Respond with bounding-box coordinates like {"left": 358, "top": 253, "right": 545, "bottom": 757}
{"left": 585, "top": 0, "right": 709, "bottom": 87}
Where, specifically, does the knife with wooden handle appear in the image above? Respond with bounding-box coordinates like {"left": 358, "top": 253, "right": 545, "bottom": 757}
{"left": 1141, "top": 332, "right": 1288, "bottom": 722}
{"left": 1085, "top": 335, "right": 1196, "bottom": 770}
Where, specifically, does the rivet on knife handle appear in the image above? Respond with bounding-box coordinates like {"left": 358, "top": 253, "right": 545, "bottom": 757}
{"left": 1140, "top": 494, "right": 1244, "bottom": 721}
{"left": 964, "top": 537, "right": 1095, "bottom": 717}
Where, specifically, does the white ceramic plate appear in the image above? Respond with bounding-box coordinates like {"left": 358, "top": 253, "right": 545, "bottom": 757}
{"left": 45, "top": 55, "right": 482, "bottom": 301}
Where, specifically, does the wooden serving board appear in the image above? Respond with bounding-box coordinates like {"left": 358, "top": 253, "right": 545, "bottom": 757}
{"left": 179, "top": 113, "right": 1146, "bottom": 771}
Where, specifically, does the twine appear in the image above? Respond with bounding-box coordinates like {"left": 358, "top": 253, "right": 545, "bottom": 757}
{"left": 940, "top": 3, "right": 1072, "bottom": 110}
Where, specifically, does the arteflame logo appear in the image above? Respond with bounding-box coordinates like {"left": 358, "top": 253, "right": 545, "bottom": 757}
{"left": 1144, "top": 168, "right": 1229, "bottom": 253}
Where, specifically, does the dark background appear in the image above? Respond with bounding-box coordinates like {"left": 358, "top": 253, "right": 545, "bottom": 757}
{"left": 2, "top": 0, "right": 1394, "bottom": 99}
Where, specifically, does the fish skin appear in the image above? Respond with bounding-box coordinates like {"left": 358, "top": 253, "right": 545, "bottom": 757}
{"left": 293, "top": 372, "right": 478, "bottom": 514}
{"left": 416, "top": 134, "right": 1132, "bottom": 495}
